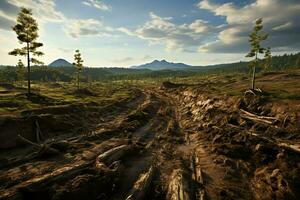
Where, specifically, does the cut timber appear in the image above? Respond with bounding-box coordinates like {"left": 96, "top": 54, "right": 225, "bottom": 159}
{"left": 125, "top": 166, "right": 156, "bottom": 200}
{"left": 0, "top": 160, "right": 92, "bottom": 200}
{"left": 240, "top": 109, "right": 278, "bottom": 125}
{"left": 191, "top": 151, "right": 203, "bottom": 185}
{"left": 240, "top": 109, "right": 278, "bottom": 120}
{"left": 191, "top": 151, "right": 205, "bottom": 200}
{"left": 96, "top": 144, "right": 132, "bottom": 166}
{"left": 247, "top": 132, "right": 300, "bottom": 155}
{"left": 167, "top": 169, "right": 192, "bottom": 200}
{"left": 0, "top": 142, "right": 126, "bottom": 200}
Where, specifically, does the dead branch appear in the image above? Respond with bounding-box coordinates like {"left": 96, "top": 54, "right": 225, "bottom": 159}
{"left": 244, "top": 89, "right": 256, "bottom": 96}
{"left": 17, "top": 134, "right": 59, "bottom": 156}
{"left": 125, "top": 166, "right": 156, "bottom": 200}
{"left": 18, "top": 134, "right": 41, "bottom": 149}
{"left": 246, "top": 132, "right": 300, "bottom": 155}
{"left": 240, "top": 114, "right": 273, "bottom": 124}
{"left": 96, "top": 144, "right": 132, "bottom": 166}
{"left": 240, "top": 109, "right": 278, "bottom": 120}
{"left": 278, "top": 143, "right": 300, "bottom": 155}
{"left": 167, "top": 169, "right": 192, "bottom": 200}
{"left": 35, "top": 120, "right": 44, "bottom": 144}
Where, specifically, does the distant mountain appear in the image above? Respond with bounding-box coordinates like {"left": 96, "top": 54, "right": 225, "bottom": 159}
{"left": 49, "top": 59, "right": 73, "bottom": 67}
{"left": 131, "top": 59, "right": 193, "bottom": 70}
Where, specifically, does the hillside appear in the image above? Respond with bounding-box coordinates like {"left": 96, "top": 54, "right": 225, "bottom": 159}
{"left": 131, "top": 59, "right": 193, "bottom": 70}
{"left": 49, "top": 59, "right": 73, "bottom": 67}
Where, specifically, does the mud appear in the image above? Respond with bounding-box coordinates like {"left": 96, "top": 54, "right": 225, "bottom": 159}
{"left": 0, "top": 84, "right": 300, "bottom": 200}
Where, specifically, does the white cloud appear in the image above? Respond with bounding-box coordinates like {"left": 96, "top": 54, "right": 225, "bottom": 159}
{"left": 0, "top": 0, "right": 114, "bottom": 39}
{"left": 197, "top": 0, "right": 300, "bottom": 53}
{"left": 120, "top": 12, "right": 214, "bottom": 51}
{"left": 82, "top": 0, "right": 111, "bottom": 11}
{"left": 7, "top": 0, "right": 64, "bottom": 23}
{"left": 64, "top": 18, "right": 114, "bottom": 38}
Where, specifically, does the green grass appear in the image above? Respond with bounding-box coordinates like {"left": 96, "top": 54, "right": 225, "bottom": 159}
{"left": 0, "top": 81, "right": 135, "bottom": 114}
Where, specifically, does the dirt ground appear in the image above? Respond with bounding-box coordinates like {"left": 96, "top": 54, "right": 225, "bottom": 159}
{"left": 0, "top": 71, "right": 300, "bottom": 200}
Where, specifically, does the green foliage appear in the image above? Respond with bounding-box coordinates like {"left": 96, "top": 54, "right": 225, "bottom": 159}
{"left": 73, "top": 50, "right": 84, "bottom": 89}
{"left": 9, "top": 7, "right": 44, "bottom": 94}
{"left": 246, "top": 18, "right": 268, "bottom": 90}
{"left": 0, "top": 52, "right": 299, "bottom": 83}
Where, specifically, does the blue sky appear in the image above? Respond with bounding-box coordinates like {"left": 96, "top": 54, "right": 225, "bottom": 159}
{"left": 0, "top": 0, "right": 299, "bottom": 67}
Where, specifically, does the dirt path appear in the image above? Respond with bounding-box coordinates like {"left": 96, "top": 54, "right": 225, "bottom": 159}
{"left": 4, "top": 86, "right": 298, "bottom": 200}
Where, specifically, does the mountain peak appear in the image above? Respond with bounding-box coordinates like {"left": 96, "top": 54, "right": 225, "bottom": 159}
{"left": 49, "top": 59, "right": 73, "bottom": 67}
{"left": 131, "top": 59, "right": 193, "bottom": 70}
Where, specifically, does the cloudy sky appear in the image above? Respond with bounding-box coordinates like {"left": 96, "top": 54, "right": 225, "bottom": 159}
{"left": 1, "top": 0, "right": 300, "bottom": 67}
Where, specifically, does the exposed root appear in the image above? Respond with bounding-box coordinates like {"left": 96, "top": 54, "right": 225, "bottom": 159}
{"left": 125, "top": 166, "right": 156, "bottom": 200}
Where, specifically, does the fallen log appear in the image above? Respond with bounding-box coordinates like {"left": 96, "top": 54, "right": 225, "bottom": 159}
{"left": 0, "top": 152, "right": 38, "bottom": 169}
{"left": 246, "top": 132, "right": 300, "bottom": 155}
{"left": 96, "top": 144, "right": 132, "bottom": 166}
{"left": 0, "top": 142, "right": 127, "bottom": 200}
{"left": 240, "top": 114, "right": 273, "bottom": 125}
{"left": 166, "top": 169, "right": 192, "bottom": 200}
{"left": 125, "top": 166, "right": 156, "bottom": 200}
{"left": 239, "top": 109, "right": 279, "bottom": 125}
{"left": 240, "top": 109, "right": 278, "bottom": 121}
{"left": 0, "top": 160, "right": 92, "bottom": 200}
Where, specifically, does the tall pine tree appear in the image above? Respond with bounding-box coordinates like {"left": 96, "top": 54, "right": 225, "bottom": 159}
{"left": 73, "top": 50, "right": 84, "bottom": 90}
{"left": 9, "top": 8, "right": 44, "bottom": 95}
{"left": 246, "top": 18, "right": 268, "bottom": 90}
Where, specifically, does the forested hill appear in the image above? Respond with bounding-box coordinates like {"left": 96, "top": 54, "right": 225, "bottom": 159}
{"left": 0, "top": 52, "right": 299, "bottom": 82}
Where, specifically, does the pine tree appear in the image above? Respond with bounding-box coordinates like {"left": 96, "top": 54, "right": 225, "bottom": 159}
{"left": 16, "top": 59, "right": 25, "bottom": 82}
{"left": 246, "top": 18, "right": 268, "bottom": 90}
{"left": 9, "top": 8, "right": 44, "bottom": 95}
{"left": 263, "top": 47, "right": 272, "bottom": 71}
{"left": 73, "top": 50, "right": 84, "bottom": 90}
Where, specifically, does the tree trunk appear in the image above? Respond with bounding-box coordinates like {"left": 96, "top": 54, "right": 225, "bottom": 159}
{"left": 252, "top": 53, "right": 257, "bottom": 90}
{"left": 27, "top": 42, "right": 31, "bottom": 95}
{"left": 77, "top": 71, "right": 79, "bottom": 90}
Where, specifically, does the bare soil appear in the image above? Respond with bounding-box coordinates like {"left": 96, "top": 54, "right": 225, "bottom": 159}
{"left": 0, "top": 72, "right": 300, "bottom": 200}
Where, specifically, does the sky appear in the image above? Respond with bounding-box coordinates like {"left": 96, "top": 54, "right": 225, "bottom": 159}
{"left": 0, "top": 0, "right": 300, "bottom": 67}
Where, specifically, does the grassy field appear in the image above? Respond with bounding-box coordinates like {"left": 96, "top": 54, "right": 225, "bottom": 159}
{"left": 1, "top": 69, "right": 299, "bottom": 115}
{"left": 0, "top": 82, "right": 134, "bottom": 114}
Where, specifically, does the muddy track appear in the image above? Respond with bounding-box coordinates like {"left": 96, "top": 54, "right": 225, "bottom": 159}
{"left": 0, "top": 89, "right": 178, "bottom": 200}
{"left": 1, "top": 86, "right": 299, "bottom": 200}
{"left": 0, "top": 88, "right": 203, "bottom": 200}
